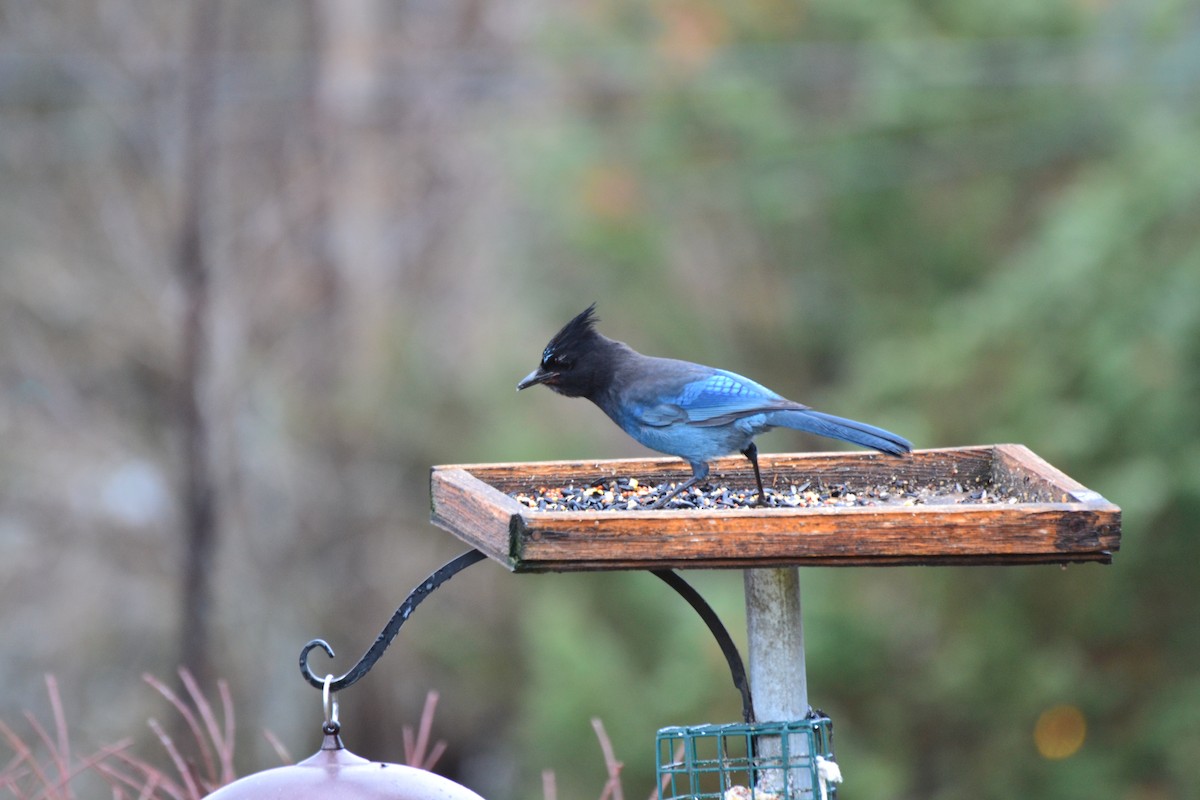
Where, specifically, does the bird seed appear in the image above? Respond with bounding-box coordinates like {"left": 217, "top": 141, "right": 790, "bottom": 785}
{"left": 510, "top": 475, "right": 1021, "bottom": 512}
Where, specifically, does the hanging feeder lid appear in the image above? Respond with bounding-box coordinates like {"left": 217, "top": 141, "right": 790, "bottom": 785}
{"left": 204, "top": 732, "right": 485, "bottom": 799}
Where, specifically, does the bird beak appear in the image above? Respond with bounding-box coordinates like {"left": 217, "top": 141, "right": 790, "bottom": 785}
{"left": 517, "top": 366, "right": 556, "bottom": 391}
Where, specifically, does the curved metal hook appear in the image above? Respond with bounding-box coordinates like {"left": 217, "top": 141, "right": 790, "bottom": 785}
{"left": 300, "top": 548, "right": 488, "bottom": 692}
{"left": 653, "top": 570, "right": 754, "bottom": 723}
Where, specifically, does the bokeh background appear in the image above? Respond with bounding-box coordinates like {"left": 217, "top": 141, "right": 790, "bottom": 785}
{"left": 2, "top": 1, "right": 1198, "bottom": 798}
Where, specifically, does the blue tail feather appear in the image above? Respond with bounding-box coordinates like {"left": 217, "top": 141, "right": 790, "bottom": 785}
{"left": 768, "top": 409, "right": 912, "bottom": 456}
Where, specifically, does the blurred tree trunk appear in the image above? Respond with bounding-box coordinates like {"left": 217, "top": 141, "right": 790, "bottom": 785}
{"left": 302, "top": 0, "right": 344, "bottom": 337}
{"left": 177, "top": 0, "right": 223, "bottom": 685}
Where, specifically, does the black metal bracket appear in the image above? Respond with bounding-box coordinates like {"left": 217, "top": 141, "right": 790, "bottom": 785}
{"left": 297, "top": 547, "right": 752, "bottom": 725}
{"left": 654, "top": 570, "right": 755, "bottom": 723}
{"left": 300, "top": 548, "right": 488, "bottom": 692}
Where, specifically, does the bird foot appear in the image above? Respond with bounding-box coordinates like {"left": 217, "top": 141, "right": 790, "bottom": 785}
{"left": 647, "top": 479, "right": 696, "bottom": 509}
{"left": 648, "top": 489, "right": 681, "bottom": 509}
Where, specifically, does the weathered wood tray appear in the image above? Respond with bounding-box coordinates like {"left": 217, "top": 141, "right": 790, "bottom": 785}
{"left": 429, "top": 445, "right": 1120, "bottom": 572}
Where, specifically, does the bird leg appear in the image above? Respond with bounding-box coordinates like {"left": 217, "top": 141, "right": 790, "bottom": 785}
{"left": 741, "top": 442, "right": 768, "bottom": 506}
{"left": 649, "top": 462, "right": 708, "bottom": 509}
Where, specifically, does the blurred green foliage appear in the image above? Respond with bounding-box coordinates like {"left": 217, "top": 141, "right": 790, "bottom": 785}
{"left": 500, "top": 1, "right": 1200, "bottom": 798}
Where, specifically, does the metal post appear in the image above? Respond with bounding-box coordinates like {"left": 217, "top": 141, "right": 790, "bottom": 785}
{"left": 744, "top": 567, "right": 812, "bottom": 796}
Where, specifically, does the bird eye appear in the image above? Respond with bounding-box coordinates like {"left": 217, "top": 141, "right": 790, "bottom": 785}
{"left": 544, "top": 354, "right": 570, "bottom": 370}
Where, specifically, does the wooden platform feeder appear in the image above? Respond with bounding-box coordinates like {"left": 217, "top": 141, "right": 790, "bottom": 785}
{"left": 431, "top": 444, "right": 1120, "bottom": 798}
{"left": 430, "top": 444, "right": 1120, "bottom": 572}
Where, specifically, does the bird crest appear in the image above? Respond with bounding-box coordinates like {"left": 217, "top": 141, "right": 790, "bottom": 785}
{"left": 542, "top": 303, "right": 600, "bottom": 364}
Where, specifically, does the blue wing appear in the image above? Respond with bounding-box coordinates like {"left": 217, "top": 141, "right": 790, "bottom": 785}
{"left": 633, "top": 369, "right": 803, "bottom": 428}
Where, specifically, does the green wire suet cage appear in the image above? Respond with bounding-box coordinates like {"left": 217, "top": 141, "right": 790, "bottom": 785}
{"left": 657, "top": 714, "right": 838, "bottom": 800}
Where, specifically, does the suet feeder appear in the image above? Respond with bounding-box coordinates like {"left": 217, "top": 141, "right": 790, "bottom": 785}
{"left": 657, "top": 715, "right": 838, "bottom": 800}
{"left": 428, "top": 444, "right": 1120, "bottom": 799}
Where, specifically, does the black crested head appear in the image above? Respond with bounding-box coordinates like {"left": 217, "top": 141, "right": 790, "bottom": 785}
{"left": 544, "top": 302, "right": 600, "bottom": 359}
{"left": 516, "top": 303, "right": 614, "bottom": 399}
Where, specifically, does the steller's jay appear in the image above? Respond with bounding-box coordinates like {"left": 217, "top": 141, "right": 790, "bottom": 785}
{"left": 517, "top": 304, "right": 912, "bottom": 508}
